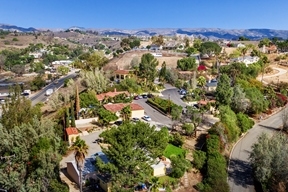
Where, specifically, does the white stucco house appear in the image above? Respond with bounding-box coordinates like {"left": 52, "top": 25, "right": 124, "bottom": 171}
{"left": 230, "top": 56, "right": 260, "bottom": 67}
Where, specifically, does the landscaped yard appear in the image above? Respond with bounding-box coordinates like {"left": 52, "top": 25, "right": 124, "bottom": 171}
{"left": 164, "top": 144, "right": 186, "bottom": 158}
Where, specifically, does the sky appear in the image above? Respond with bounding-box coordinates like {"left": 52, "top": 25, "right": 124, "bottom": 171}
{"left": 1, "top": 0, "right": 288, "bottom": 30}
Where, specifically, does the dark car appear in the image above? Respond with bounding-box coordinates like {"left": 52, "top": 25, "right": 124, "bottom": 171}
{"left": 147, "top": 94, "right": 154, "bottom": 98}
{"left": 132, "top": 117, "right": 140, "bottom": 122}
{"left": 142, "top": 94, "right": 148, "bottom": 99}
{"left": 114, "top": 121, "right": 123, "bottom": 126}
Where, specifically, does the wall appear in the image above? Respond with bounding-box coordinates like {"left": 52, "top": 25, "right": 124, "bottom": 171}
{"left": 67, "top": 161, "right": 80, "bottom": 186}
{"left": 75, "top": 117, "right": 98, "bottom": 126}
{"left": 131, "top": 110, "right": 145, "bottom": 118}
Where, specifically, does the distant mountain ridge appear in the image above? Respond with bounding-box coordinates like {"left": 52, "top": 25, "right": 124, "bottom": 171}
{"left": 1, "top": 23, "right": 288, "bottom": 40}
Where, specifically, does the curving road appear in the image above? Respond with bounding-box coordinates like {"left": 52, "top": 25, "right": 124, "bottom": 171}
{"left": 30, "top": 72, "right": 78, "bottom": 106}
{"left": 228, "top": 108, "right": 284, "bottom": 192}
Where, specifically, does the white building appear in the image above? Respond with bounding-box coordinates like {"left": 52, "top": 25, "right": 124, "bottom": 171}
{"left": 230, "top": 56, "right": 260, "bottom": 67}
{"left": 51, "top": 60, "right": 73, "bottom": 65}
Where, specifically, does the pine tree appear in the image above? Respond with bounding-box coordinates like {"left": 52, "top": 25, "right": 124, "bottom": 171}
{"left": 71, "top": 102, "right": 76, "bottom": 127}
{"left": 65, "top": 107, "right": 70, "bottom": 128}
{"left": 75, "top": 85, "right": 80, "bottom": 120}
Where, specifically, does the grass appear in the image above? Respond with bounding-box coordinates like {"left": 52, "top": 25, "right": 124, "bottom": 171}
{"left": 158, "top": 175, "right": 178, "bottom": 185}
{"left": 163, "top": 144, "right": 186, "bottom": 158}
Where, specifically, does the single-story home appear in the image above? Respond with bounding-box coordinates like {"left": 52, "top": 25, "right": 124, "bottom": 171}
{"left": 205, "top": 82, "right": 218, "bottom": 92}
{"left": 66, "top": 127, "right": 80, "bottom": 145}
{"left": 95, "top": 173, "right": 112, "bottom": 192}
{"left": 103, "top": 103, "right": 144, "bottom": 119}
{"left": 151, "top": 157, "right": 171, "bottom": 177}
{"left": 114, "top": 70, "right": 133, "bottom": 81}
{"left": 230, "top": 56, "right": 259, "bottom": 67}
{"left": 96, "top": 89, "right": 130, "bottom": 103}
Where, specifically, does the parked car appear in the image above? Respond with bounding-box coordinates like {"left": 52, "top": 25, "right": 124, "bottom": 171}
{"left": 147, "top": 93, "right": 154, "bottom": 98}
{"left": 114, "top": 121, "right": 123, "bottom": 126}
{"left": 142, "top": 94, "right": 148, "bottom": 99}
{"left": 142, "top": 115, "right": 152, "bottom": 121}
{"left": 134, "top": 96, "right": 139, "bottom": 100}
{"left": 138, "top": 95, "right": 143, "bottom": 99}
{"left": 132, "top": 117, "right": 140, "bottom": 122}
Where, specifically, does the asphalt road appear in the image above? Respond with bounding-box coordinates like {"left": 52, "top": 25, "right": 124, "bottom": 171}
{"left": 228, "top": 108, "right": 284, "bottom": 192}
{"left": 133, "top": 98, "right": 172, "bottom": 126}
{"left": 30, "top": 72, "right": 78, "bottom": 106}
{"left": 161, "top": 87, "right": 188, "bottom": 107}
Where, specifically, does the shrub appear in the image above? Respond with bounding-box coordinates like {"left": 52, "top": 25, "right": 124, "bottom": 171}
{"left": 193, "top": 150, "right": 206, "bottom": 170}
{"left": 169, "top": 133, "right": 184, "bottom": 148}
{"left": 236, "top": 113, "right": 254, "bottom": 133}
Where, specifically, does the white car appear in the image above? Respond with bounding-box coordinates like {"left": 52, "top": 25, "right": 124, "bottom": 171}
{"left": 142, "top": 115, "right": 152, "bottom": 121}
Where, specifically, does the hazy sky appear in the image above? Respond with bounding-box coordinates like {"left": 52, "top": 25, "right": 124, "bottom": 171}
{"left": 1, "top": 0, "right": 287, "bottom": 30}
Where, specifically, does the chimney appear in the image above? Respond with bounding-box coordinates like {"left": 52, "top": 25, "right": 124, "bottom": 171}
{"left": 114, "top": 88, "right": 117, "bottom": 92}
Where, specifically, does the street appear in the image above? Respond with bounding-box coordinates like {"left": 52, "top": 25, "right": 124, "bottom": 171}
{"left": 228, "top": 108, "right": 283, "bottom": 192}
{"left": 30, "top": 72, "right": 78, "bottom": 106}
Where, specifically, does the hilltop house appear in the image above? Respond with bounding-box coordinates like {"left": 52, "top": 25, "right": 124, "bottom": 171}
{"left": 114, "top": 70, "right": 133, "bottom": 82}
{"left": 230, "top": 56, "right": 259, "bottom": 67}
{"left": 66, "top": 127, "right": 80, "bottom": 145}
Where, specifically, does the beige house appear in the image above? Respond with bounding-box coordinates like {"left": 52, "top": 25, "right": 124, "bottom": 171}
{"left": 103, "top": 103, "right": 145, "bottom": 119}
{"left": 66, "top": 127, "right": 80, "bottom": 145}
{"left": 114, "top": 70, "right": 133, "bottom": 81}
{"left": 151, "top": 157, "right": 171, "bottom": 177}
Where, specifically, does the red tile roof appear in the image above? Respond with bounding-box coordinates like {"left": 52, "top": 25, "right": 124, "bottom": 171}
{"left": 103, "top": 103, "right": 144, "bottom": 113}
{"left": 66, "top": 127, "right": 79, "bottom": 135}
{"left": 96, "top": 89, "right": 129, "bottom": 101}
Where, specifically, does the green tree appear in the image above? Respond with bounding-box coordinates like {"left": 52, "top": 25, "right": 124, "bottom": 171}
{"left": 120, "top": 105, "right": 132, "bottom": 121}
{"left": 197, "top": 76, "right": 207, "bottom": 89}
{"left": 138, "top": 53, "right": 158, "bottom": 84}
{"left": 193, "top": 38, "right": 202, "bottom": 51}
{"left": 97, "top": 108, "right": 118, "bottom": 126}
{"left": 79, "top": 90, "right": 99, "bottom": 108}
{"left": 185, "top": 47, "right": 197, "bottom": 56}
{"left": 215, "top": 74, "right": 233, "bottom": 106}
{"left": 65, "top": 107, "right": 70, "bottom": 128}
{"left": 150, "top": 177, "right": 160, "bottom": 192}
{"left": 199, "top": 42, "right": 222, "bottom": 57}
{"left": 71, "top": 102, "right": 76, "bottom": 127}
{"left": 57, "top": 65, "right": 69, "bottom": 75}
{"left": 258, "top": 38, "right": 271, "bottom": 48}
{"left": 250, "top": 133, "right": 288, "bottom": 192}
{"left": 1, "top": 85, "right": 41, "bottom": 128}
{"left": 193, "top": 150, "right": 206, "bottom": 170}
{"left": 231, "top": 84, "right": 250, "bottom": 113}
{"left": 80, "top": 69, "right": 108, "bottom": 94}
{"left": 79, "top": 52, "right": 108, "bottom": 70}
{"left": 71, "top": 136, "right": 89, "bottom": 192}
{"left": 177, "top": 57, "right": 197, "bottom": 71}
{"left": 96, "top": 122, "right": 169, "bottom": 191}
{"left": 119, "top": 77, "right": 142, "bottom": 94}
{"left": 236, "top": 112, "right": 254, "bottom": 133}
{"left": 159, "top": 61, "right": 167, "bottom": 82}
{"left": 182, "top": 123, "right": 194, "bottom": 137}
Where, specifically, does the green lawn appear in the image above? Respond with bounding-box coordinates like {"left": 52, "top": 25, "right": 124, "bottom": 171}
{"left": 163, "top": 144, "right": 185, "bottom": 158}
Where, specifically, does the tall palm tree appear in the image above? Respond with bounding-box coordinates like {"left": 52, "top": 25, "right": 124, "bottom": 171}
{"left": 120, "top": 105, "right": 132, "bottom": 121}
{"left": 71, "top": 136, "right": 89, "bottom": 192}
{"left": 149, "top": 177, "right": 160, "bottom": 192}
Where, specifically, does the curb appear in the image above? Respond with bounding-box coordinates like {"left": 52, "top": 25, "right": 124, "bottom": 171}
{"left": 227, "top": 105, "right": 286, "bottom": 182}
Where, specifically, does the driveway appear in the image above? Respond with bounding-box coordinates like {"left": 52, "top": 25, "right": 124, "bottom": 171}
{"left": 60, "top": 130, "right": 103, "bottom": 173}
{"left": 228, "top": 108, "right": 283, "bottom": 192}
{"left": 133, "top": 99, "right": 172, "bottom": 126}
{"left": 161, "top": 87, "right": 187, "bottom": 107}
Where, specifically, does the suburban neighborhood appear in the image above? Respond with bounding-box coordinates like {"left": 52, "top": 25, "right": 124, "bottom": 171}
{"left": 2, "top": 19, "right": 288, "bottom": 192}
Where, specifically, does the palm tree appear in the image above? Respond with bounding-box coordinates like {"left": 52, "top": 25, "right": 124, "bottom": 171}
{"left": 120, "top": 105, "right": 132, "bottom": 121}
{"left": 197, "top": 76, "right": 207, "bottom": 89}
{"left": 149, "top": 177, "right": 160, "bottom": 192}
{"left": 71, "top": 136, "right": 89, "bottom": 192}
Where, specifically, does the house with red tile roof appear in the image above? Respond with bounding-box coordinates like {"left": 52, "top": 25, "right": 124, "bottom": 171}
{"left": 114, "top": 70, "right": 133, "bottom": 82}
{"left": 66, "top": 127, "right": 80, "bottom": 145}
{"left": 103, "top": 103, "right": 144, "bottom": 119}
{"left": 96, "top": 88, "right": 130, "bottom": 102}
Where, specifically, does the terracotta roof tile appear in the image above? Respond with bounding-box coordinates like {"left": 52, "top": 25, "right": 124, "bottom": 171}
{"left": 66, "top": 127, "right": 79, "bottom": 135}
{"left": 114, "top": 70, "right": 132, "bottom": 75}
{"left": 103, "top": 103, "right": 144, "bottom": 113}
{"left": 96, "top": 90, "right": 129, "bottom": 101}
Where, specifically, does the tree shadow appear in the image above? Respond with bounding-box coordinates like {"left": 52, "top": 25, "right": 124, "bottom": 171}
{"left": 228, "top": 158, "right": 254, "bottom": 188}
{"left": 258, "top": 124, "right": 281, "bottom": 131}
{"left": 194, "top": 133, "right": 207, "bottom": 150}
{"left": 60, "top": 168, "right": 79, "bottom": 190}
